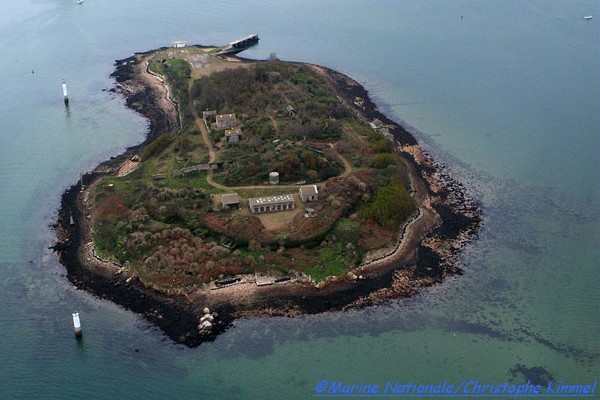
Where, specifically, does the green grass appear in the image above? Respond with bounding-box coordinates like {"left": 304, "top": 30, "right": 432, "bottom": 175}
{"left": 149, "top": 58, "right": 192, "bottom": 123}
{"left": 93, "top": 216, "right": 127, "bottom": 260}
{"left": 306, "top": 245, "right": 353, "bottom": 283}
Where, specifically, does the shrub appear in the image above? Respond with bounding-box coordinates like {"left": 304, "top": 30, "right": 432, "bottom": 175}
{"left": 358, "top": 182, "right": 414, "bottom": 229}
{"left": 371, "top": 139, "right": 393, "bottom": 154}
{"left": 141, "top": 133, "right": 171, "bottom": 160}
{"left": 369, "top": 153, "right": 398, "bottom": 169}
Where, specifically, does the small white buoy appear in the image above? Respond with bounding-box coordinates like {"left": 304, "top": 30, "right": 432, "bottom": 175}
{"left": 72, "top": 311, "right": 82, "bottom": 338}
{"left": 62, "top": 80, "right": 69, "bottom": 106}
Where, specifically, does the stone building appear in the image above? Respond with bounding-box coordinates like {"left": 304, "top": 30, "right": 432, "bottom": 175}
{"left": 216, "top": 113, "right": 238, "bottom": 129}
{"left": 225, "top": 128, "right": 242, "bottom": 143}
{"left": 248, "top": 194, "right": 295, "bottom": 214}
{"left": 299, "top": 185, "right": 319, "bottom": 202}
{"left": 221, "top": 193, "right": 240, "bottom": 209}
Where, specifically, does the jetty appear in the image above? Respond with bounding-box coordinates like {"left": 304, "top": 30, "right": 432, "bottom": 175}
{"left": 216, "top": 34, "right": 259, "bottom": 55}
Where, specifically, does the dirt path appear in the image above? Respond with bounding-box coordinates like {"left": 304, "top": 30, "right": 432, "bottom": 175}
{"left": 139, "top": 54, "right": 180, "bottom": 131}
{"left": 333, "top": 143, "right": 352, "bottom": 177}
{"left": 186, "top": 81, "right": 228, "bottom": 190}
{"left": 202, "top": 145, "right": 353, "bottom": 192}
{"left": 343, "top": 122, "right": 365, "bottom": 144}
{"left": 187, "top": 89, "right": 353, "bottom": 191}
{"left": 268, "top": 115, "right": 280, "bottom": 135}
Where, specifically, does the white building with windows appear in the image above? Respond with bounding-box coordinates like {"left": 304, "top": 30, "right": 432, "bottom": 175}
{"left": 248, "top": 194, "right": 295, "bottom": 214}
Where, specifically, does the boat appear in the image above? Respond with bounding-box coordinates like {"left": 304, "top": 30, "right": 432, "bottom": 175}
{"left": 584, "top": 16, "right": 592, "bottom": 20}
{"left": 77, "top": 0, "right": 83, "bottom": 4}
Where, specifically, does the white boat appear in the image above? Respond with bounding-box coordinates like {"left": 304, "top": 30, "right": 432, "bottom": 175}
{"left": 584, "top": 16, "right": 592, "bottom": 20}
{"left": 77, "top": 0, "right": 83, "bottom": 4}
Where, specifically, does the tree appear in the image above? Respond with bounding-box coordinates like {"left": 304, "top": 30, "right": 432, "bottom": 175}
{"left": 358, "top": 182, "right": 414, "bottom": 229}
{"left": 276, "top": 153, "right": 302, "bottom": 180}
{"left": 371, "top": 138, "right": 393, "bottom": 154}
{"left": 306, "top": 169, "right": 320, "bottom": 182}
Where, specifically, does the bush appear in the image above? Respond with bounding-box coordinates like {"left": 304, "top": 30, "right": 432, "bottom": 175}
{"left": 141, "top": 133, "right": 171, "bottom": 160}
{"left": 371, "top": 138, "right": 393, "bottom": 154}
{"left": 369, "top": 153, "right": 398, "bottom": 169}
{"left": 358, "top": 182, "right": 414, "bottom": 229}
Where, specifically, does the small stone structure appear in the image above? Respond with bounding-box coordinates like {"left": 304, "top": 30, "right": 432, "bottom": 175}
{"left": 248, "top": 194, "right": 295, "bottom": 214}
{"left": 369, "top": 119, "right": 383, "bottom": 129}
{"left": 225, "top": 127, "right": 242, "bottom": 143}
{"left": 202, "top": 110, "right": 216, "bottom": 119}
{"left": 221, "top": 193, "right": 240, "bottom": 209}
{"left": 299, "top": 184, "right": 319, "bottom": 202}
{"left": 380, "top": 127, "right": 393, "bottom": 141}
{"left": 173, "top": 163, "right": 218, "bottom": 177}
{"left": 216, "top": 113, "right": 238, "bottom": 129}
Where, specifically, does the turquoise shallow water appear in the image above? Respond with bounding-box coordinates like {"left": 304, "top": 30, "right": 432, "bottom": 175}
{"left": 0, "top": 0, "right": 598, "bottom": 398}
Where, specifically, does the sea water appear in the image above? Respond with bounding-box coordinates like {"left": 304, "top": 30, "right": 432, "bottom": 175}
{"left": 0, "top": 0, "right": 597, "bottom": 398}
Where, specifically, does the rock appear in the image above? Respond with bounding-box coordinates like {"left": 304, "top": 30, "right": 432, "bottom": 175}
{"left": 198, "top": 320, "right": 213, "bottom": 331}
{"left": 346, "top": 271, "right": 358, "bottom": 281}
{"left": 200, "top": 314, "right": 211, "bottom": 323}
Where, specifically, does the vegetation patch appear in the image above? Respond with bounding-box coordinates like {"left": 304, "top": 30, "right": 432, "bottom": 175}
{"left": 91, "top": 49, "right": 416, "bottom": 287}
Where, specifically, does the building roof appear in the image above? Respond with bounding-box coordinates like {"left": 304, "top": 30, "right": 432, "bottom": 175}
{"left": 216, "top": 113, "right": 237, "bottom": 122}
{"left": 369, "top": 119, "right": 383, "bottom": 129}
{"left": 221, "top": 193, "right": 240, "bottom": 205}
{"left": 248, "top": 194, "right": 294, "bottom": 208}
{"left": 225, "top": 128, "right": 242, "bottom": 137}
{"left": 299, "top": 185, "right": 318, "bottom": 196}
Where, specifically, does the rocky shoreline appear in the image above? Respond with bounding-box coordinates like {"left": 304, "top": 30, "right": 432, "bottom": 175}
{"left": 53, "top": 48, "right": 480, "bottom": 347}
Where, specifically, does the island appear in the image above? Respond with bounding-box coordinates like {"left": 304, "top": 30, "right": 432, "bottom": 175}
{"left": 53, "top": 40, "right": 480, "bottom": 346}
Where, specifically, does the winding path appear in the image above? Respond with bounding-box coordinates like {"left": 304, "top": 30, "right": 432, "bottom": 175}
{"left": 187, "top": 87, "right": 352, "bottom": 191}
{"left": 161, "top": 54, "right": 441, "bottom": 273}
